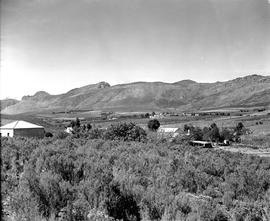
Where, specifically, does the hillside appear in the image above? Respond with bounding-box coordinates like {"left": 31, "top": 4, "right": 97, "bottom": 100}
{"left": 0, "top": 99, "right": 19, "bottom": 110}
{"left": 2, "top": 75, "right": 270, "bottom": 115}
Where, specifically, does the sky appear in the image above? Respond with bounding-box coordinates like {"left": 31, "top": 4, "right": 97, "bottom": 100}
{"left": 1, "top": 0, "right": 270, "bottom": 100}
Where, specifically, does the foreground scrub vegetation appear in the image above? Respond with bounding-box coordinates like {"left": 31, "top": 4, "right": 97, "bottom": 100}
{"left": 1, "top": 125, "right": 270, "bottom": 221}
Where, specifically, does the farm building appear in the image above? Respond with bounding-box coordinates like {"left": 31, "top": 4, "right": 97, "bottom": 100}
{"left": 158, "top": 127, "right": 180, "bottom": 137}
{"left": 65, "top": 127, "right": 74, "bottom": 134}
{"left": 189, "top": 141, "right": 213, "bottom": 148}
{"left": 0, "top": 121, "right": 45, "bottom": 138}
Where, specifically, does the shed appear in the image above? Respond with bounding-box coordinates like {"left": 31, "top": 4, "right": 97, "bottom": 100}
{"left": 65, "top": 127, "right": 74, "bottom": 134}
{"left": 158, "top": 127, "right": 179, "bottom": 133}
{"left": 158, "top": 127, "right": 180, "bottom": 137}
{"left": 189, "top": 141, "right": 213, "bottom": 148}
{"left": 0, "top": 121, "right": 45, "bottom": 138}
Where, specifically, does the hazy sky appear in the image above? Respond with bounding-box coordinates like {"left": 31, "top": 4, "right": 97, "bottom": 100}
{"left": 1, "top": 0, "right": 270, "bottom": 99}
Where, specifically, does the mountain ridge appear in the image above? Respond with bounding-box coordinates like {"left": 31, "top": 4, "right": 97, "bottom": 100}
{"left": 1, "top": 75, "right": 270, "bottom": 114}
{"left": 0, "top": 99, "right": 20, "bottom": 111}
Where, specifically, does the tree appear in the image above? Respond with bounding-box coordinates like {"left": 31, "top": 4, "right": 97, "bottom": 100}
{"left": 191, "top": 127, "right": 203, "bottom": 141}
{"left": 184, "top": 124, "right": 190, "bottom": 133}
{"left": 86, "top": 123, "right": 92, "bottom": 131}
{"left": 220, "top": 128, "right": 234, "bottom": 141}
{"left": 147, "top": 119, "right": 160, "bottom": 132}
{"left": 202, "top": 127, "right": 210, "bottom": 141}
{"left": 70, "top": 120, "right": 76, "bottom": 128}
{"left": 236, "top": 122, "right": 244, "bottom": 131}
{"left": 208, "top": 123, "right": 220, "bottom": 142}
{"left": 235, "top": 122, "right": 245, "bottom": 135}
{"left": 75, "top": 117, "right": 81, "bottom": 128}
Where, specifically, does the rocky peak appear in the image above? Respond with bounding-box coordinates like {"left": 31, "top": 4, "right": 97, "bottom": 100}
{"left": 97, "top": 81, "right": 110, "bottom": 89}
{"left": 22, "top": 91, "right": 50, "bottom": 101}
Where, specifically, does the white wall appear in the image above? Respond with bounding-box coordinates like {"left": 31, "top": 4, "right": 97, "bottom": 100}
{"left": 0, "top": 129, "right": 14, "bottom": 137}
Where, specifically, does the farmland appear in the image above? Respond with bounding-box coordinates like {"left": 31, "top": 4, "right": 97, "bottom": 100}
{"left": 2, "top": 105, "right": 270, "bottom": 134}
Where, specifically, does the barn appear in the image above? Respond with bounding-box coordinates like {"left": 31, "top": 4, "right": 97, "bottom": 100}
{"left": 158, "top": 127, "right": 180, "bottom": 137}
{"left": 0, "top": 120, "right": 45, "bottom": 138}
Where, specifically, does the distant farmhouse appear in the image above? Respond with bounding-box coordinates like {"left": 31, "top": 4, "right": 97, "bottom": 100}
{"left": 65, "top": 127, "right": 74, "bottom": 134}
{"left": 0, "top": 121, "right": 45, "bottom": 138}
{"left": 158, "top": 127, "right": 180, "bottom": 137}
{"left": 182, "top": 111, "right": 231, "bottom": 117}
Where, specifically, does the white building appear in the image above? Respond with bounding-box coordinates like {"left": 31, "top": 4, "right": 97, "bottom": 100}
{"left": 0, "top": 121, "right": 45, "bottom": 138}
{"left": 158, "top": 127, "right": 180, "bottom": 137}
{"left": 65, "top": 127, "right": 74, "bottom": 134}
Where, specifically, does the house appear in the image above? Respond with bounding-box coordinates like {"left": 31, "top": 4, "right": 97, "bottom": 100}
{"left": 0, "top": 121, "right": 45, "bottom": 138}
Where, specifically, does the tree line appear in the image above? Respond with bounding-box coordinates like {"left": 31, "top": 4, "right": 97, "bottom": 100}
{"left": 180, "top": 122, "right": 247, "bottom": 143}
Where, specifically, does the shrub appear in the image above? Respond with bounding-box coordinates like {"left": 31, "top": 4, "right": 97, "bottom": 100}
{"left": 45, "top": 132, "right": 53, "bottom": 138}
{"left": 75, "top": 117, "right": 81, "bottom": 128}
{"left": 147, "top": 119, "right": 160, "bottom": 132}
{"left": 184, "top": 124, "right": 190, "bottom": 132}
{"left": 88, "top": 128, "right": 104, "bottom": 139}
{"left": 2, "top": 129, "right": 270, "bottom": 221}
{"left": 105, "top": 184, "right": 141, "bottom": 221}
{"left": 208, "top": 123, "right": 220, "bottom": 142}
{"left": 55, "top": 131, "right": 69, "bottom": 139}
{"left": 191, "top": 127, "right": 204, "bottom": 141}
{"left": 104, "top": 122, "right": 147, "bottom": 142}
{"left": 86, "top": 123, "right": 92, "bottom": 131}
{"left": 235, "top": 122, "right": 245, "bottom": 135}
{"left": 87, "top": 209, "right": 115, "bottom": 221}
{"left": 220, "top": 128, "right": 234, "bottom": 142}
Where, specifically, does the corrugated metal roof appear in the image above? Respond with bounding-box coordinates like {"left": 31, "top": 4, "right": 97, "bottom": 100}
{"left": 191, "top": 141, "right": 211, "bottom": 144}
{"left": 158, "top": 127, "right": 179, "bottom": 133}
{"left": 0, "top": 120, "right": 44, "bottom": 129}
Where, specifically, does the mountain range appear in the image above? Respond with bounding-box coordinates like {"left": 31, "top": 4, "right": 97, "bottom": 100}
{"left": 1, "top": 75, "right": 270, "bottom": 115}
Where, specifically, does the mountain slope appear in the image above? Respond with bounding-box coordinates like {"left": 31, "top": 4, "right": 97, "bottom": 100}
{"left": 2, "top": 75, "right": 270, "bottom": 114}
{"left": 0, "top": 99, "right": 19, "bottom": 110}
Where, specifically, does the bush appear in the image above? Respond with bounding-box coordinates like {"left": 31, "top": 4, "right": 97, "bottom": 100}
{"left": 220, "top": 128, "right": 234, "bottom": 142}
{"left": 2, "top": 129, "right": 270, "bottom": 221}
{"left": 235, "top": 122, "right": 245, "bottom": 135}
{"left": 88, "top": 128, "right": 104, "bottom": 139}
{"left": 104, "top": 122, "right": 147, "bottom": 142}
{"left": 105, "top": 184, "right": 141, "bottom": 221}
{"left": 191, "top": 127, "right": 204, "bottom": 141}
{"left": 45, "top": 132, "right": 53, "bottom": 138}
{"left": 55, "top": 131, "right": 69, "bottom": 139}
{"left": 147, "top": 119, "right": 160, "bottom": 132}
{"left": 86, "top": 123, "right": 92, "bottom": 131}
{"left": 208, "top": 123, "right": 220, "bottom": 142}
